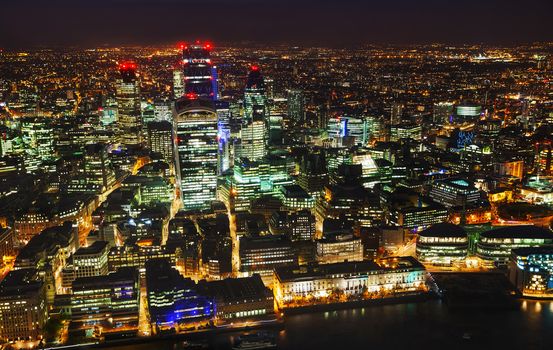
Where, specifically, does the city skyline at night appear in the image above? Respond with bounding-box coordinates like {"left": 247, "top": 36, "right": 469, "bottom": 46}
{"left": 1, "top": 1, "right": 553, "bottom": 349}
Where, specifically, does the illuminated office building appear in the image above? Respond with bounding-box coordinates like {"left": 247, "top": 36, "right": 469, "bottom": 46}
{"left": 429, "top": 178, "right": 481, "bottom": 208}
{"left": 215, "top": 100, "right": 231, "bottom": 173}
{"left": 278, "top": 184, "right": 314, "bottom": 210}
{"left": 0, "top": 269, "right": 47, "bottom": 341}
{"left": 116, "top": 62, "right": 143, "bottom": 146}
{"left": 509, "top": 247, "right": 553, "bottom": 298}
{"left": 416, "top": 223, "right": 468, "bottom": 265}
{"left": 289, "top": 210, "right": 316, "bottom": 241}
{"left": 221, "top": 155, "right": 292, "bottom": 212}
{"left": 239, "top": 235, "right": 297, "bottom": 286}
{"left": 147, "top": 121, "right": 174, "bottom": 163}
{"left": 173, "top": 97, "right": 218, "bottom": 210}
{"left": 73, "top": 241, "right": 110, "bottom": 279}
{"left": 239, "top": 66, "right": 268, "bottom": 161}
{"left": 20, "top": 117, "right": 55, "bottom": 161}
{"left": 297, "top": 152, "right": 328, "bottom": 198}
{"left": 455, "top": 104, "right": 482, "bottom": 122}
{"left": 390, "top": 123, "right": 422, "bottom": 141}
{"left": 316, "top": 232, "right": 363, "bottom": 265}
{"left": 433, "top": 102, "right": 454, "bottom": 124}
{"left": 146, "top": 259, "right": 214, "bottom": 329}
{"left": 173, "top": 69, "right": 184, "bottom": 98}
{"left": 199, "top": 274, "right": 274, "bottom": 320}
{"left": 287, "top": 89, "right": 305, "bottom": 123}
{"left": 327, "top": 116, "right": 368, "bottom": 146}
{"left": 273, "top": 257, "right": 427, "bottom": 309}
{"left": 70, "top": 267, "right": 139, "bottom": 334}
{"left": 477, "top": 226, "right": 553, "bottom": 267}
{"left": 83, "top": 143, "right": 117, "bottom": 192}
{"left": 315, "top": 166, "right": 383, "bottom": 227}
{"left": 182, "top": 41, "right": 215, "bottom": 99}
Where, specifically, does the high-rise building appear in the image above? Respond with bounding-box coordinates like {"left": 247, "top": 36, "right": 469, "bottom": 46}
{"left": 147, "top": 121, "right": 174, "bottom": 163}
{"left": 116, "top": 62, "right": 143, "bottom": 146}
{"left": 173, "top": 69, "right": 184, "bottom": 98}
{"left": 215, "top": 100, "right": 231, "bottom": 173}
{"left": 287, "top": 89, "right": 305, "bottom": 123}
{"left": 83, "top": 143, "right": 117, "bottom": 191}
{"left": 173, "top": 96, "right": 218, "bottom": 211}
{"left": 182, "top": 42, "right": 215, "bottom": 99}
{"left": 239, "top": 66, "right": 268, "bottom": 161}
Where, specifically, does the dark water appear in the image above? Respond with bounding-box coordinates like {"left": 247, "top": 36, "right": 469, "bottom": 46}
{"left": 112, "top": 299, "right": 553, "bottom": 350}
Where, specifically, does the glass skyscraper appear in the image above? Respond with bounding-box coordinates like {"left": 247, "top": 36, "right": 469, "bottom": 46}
{"left": 116, "top": 62, "right": 143, "bottom": 146}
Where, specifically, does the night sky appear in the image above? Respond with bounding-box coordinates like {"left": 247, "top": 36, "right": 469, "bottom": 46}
{"left": 1, "top": 0, "right": 552, "bottom": 48}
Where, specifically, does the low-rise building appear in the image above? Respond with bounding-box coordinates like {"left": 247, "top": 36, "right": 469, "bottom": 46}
{"left": 273, "top": 257, "right": 427, "bottom": 309}
{"left": 477, "top": 226, "right": 553, "bottom": 267}
{"left": 416, "top": 223, "right": 468, "bottom": 265}
{"left": 199, "top": 274, "right": 274, "bottom": 321}
{"left": 0, "top": 269, "right": 48, "bottom": 341}
{"left": 509, "top": 247, "right": 553, "bottom": 298}
{"left": 70, "top": 267, "right": 139, "bottom": 336}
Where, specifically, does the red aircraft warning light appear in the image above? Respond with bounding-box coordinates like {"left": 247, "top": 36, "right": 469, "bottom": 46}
{"left": 185, "top": 92, "right": 198, "bottom": 100}
{"left": 251, "top": 65, "right": 260, "bottom": 71}
{"left": 119, "top": 61, "right": 137, "bottom": 70}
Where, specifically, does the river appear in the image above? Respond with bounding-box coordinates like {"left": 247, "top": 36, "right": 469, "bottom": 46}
{"left": 108, "top": 299, "right": 553, "bottom": 350}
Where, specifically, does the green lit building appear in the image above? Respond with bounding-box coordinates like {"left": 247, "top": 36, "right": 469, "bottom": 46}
{"left": 173, "top": 98, "right": 219, "bottom": 210}
{"left": 477, "top": 226, "right": 553, "bottom": 267}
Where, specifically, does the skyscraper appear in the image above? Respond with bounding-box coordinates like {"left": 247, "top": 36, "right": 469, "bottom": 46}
{"left": 173, "top": 96, "right": 218, "bottom": 211}
{"left": 116, "top": 62, "right": 143, "bottom": 146}
{"left": 182, "top": 42, "right": 215, "bottom": 99}
{"left": 147, "top": 121, "right": 174, "bottom": 163}
{"left": 287, "top": 89, "right": 305, "bottom": 123}
{"left": 239, "top": 66, "right": 267, "bottom": 161}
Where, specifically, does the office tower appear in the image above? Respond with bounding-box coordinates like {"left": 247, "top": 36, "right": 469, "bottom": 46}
{"left": 287, "top": 89, "right": 305, "bottom": 123}
{"left": 182, "top": 41, "right": 215, "bottom": 99}
{"left": 20, "top": 117, "right": 55, "bottom": 160}
{"left": 390, "top": 102, "right": 403, "bottom": 125}
{"left": 0, "top": 269, "right": 48, "bottom": 341}
{"left": 173, "top": 69, "right": 184, "bottom": 98}
{"left": 239, "top": 66, "right": 268, "bottom": 161}
{"left": 116, "top": 62, "right": 143, "bottom": 146}
{"left": 173, "top": 96, "right": 218, "bottom": 211}
{"left": 433, "top": 102, "right": 454, "bottom": 124}
{"left": 215, "top": 100, "right": 231, "bottom": 173}
{"left": 289, "top": 210, "right": 316, "bottom": 241}
{"left": 147, "top": 120, "right": 174, "bottom": 163}
{"left": 297, "top": 152, "right": 328, "bottom": 198}
{"left": 83, "top": 143, "right": 116, "bottom": 191}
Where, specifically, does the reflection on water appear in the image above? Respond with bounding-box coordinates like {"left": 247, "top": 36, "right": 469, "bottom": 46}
{"left": 108, "top": 299, "right": 553, "bottom": 350}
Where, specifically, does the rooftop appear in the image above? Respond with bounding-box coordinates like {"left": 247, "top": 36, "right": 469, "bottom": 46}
{"left": 275, "top": 257, "right": 424, "bottom": 282}
{"left": 481, "top": 225, "right": 553, "bottom": 239}
{"left": 419, "top": 223, "right": 466, "bottom": 238}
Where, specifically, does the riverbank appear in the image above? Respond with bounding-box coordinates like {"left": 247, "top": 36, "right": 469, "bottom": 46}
{"left": 281, "top": 292, "right": 435, "bottom": 315}
{"left": 40, "top": 319, "right": 284, "bottom": 350}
